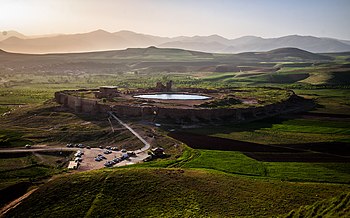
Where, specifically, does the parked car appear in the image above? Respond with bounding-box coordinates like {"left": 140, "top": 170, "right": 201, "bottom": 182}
{"left": 104, "top": 161, "right": 114, "bottom": 167}
{"left": 74, "top": 150, "right": 84, "bottom": 157}
{"left": 121, "top": 149, "right": 127, "bottom": 153}
{"left": 74, "top": 157, "right": 83, "bottom": 162}
{"left": 121, "top": 153, "right": 129, "bottom": 160}
{"left": 25, "top": 144, "right": 32, "bottom": 149}
{"left": 97, "top": 154, "right": 106, "bottom": 159}
{"left": 99, "top": 145, "right": 103, "bottom": 149}
{"left": 113, "top": 158, "right": 121, "bottom": 163}
{"left": 94, "top": 157, "right": 102, "bottom": 161}
{"left": 127, "top": 151, "right": 136, "bottom": 157}
{"left": 103, "top": 150, "right": 112, "bottom": 154}
{"left": 74, "top": 153, "right": 81, "bottom": 157}
{"left": 66, "top": 143, "right": 73, "bottom": 148}
{"left": 86, "top": 146, "right": 91, "bottom": 149}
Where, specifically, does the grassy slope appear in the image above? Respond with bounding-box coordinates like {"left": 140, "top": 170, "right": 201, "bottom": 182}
{"left": 0, "top": 152, "right": 71, "bottom": 190}
{"left": 6, "top": 168, "right": 350, "bottom": 218}
{"left": 182, "top": 150, "right": 350, "bottom": 183}
{"left": 294, "top": 89, "right": 350, "bottom": 115}
{"left": 284, "top": 192, "right": 350, "bottom": 218}
{"left": 188, "top": 116, "right": 350, "bottom": 145}
{"left": 0, "top": 101, "right": 150, "bottom": 148}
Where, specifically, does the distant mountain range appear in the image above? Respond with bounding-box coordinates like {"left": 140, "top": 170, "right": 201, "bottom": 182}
{"left": 1, "top": 29, "right": 350, "bottom": 54}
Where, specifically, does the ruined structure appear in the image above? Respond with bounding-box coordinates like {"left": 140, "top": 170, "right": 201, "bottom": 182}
{"left": 155, "top": 81, "right": 172, "bottom": 92}
{"left": 55, "top": 84, "right": 310, "bottom": 124}
{"left": 155, "top": 82, "right": 166, "bottom": 92}
{"left": 95, "top": 86, "right": 120, "bottom": 99}
{"left": 166, "top": 80, "right": 173, "bottom": 92}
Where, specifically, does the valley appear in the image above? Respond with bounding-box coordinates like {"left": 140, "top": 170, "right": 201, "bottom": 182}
{"left": 0, "top": 47, "right": 349, "bottom": 217}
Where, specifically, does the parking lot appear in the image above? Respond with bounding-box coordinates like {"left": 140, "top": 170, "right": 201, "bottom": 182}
{"left": 76, "top": 147, "right": 150, "bottom": 171}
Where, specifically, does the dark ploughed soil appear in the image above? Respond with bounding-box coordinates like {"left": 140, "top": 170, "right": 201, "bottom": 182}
{"left": 168, "top": 132, "right": 300, "bottom": 153}
{"left": 281, "top": 142, "right": 350, "bottom": 156}
{"left": 168, "top": 132, "right": 350, "bottom": 162}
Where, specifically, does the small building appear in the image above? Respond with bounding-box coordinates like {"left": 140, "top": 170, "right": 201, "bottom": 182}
{"left": 152, "top": 147, "right": 165, "bottom": 157}
{"left": 95, "top": 86, "right": 120, "bottom": 99}
{"left": 68, "top": 161, "right": 79, "bottom": 170}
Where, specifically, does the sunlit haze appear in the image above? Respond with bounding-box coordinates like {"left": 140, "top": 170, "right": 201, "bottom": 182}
{"left": 1, "top": 0, "right": 350, "bottom": 39}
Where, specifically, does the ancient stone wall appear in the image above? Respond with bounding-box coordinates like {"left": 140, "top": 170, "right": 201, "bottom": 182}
{"left": 55, "top": 89, "right": 302, "bottom": 123}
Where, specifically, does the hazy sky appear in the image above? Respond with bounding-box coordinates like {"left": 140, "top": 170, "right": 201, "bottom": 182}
{"left": 1, "top": 0, "right": 350, "bottom": 39}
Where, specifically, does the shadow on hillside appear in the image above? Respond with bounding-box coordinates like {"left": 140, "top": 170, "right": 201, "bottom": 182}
{"left": 168, "top": 131, "right": 350, "bottom": 162}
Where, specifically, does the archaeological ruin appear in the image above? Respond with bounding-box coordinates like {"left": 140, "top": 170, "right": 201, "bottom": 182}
{"left": 55, "top": 82, "right": 310, "bottom": 123}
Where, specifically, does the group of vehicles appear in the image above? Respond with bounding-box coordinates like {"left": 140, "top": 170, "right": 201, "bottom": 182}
{"left": 95, "top": 148, "right": 137, "bottom": 168}
{"left": 65, "top": 143, "right": 138, "bottom": 168}
{"left": 66, "top": 143, "right": 90, "bottom": 149}
{"left": 94, "top": 154, "right": 107, "bottom": 161}
{"left": 104, "top": 146, "right": 119, "bottom": 151}
{"left": 103, "top": 153, "right": 130, "bottom": 167}
{"left": 74, "top": 150, "right": 84, "bottom": 163}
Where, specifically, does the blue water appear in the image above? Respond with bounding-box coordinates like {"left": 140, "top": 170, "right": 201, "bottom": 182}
{"left": 134, "top": 93, "right": 210, "bottom": 100}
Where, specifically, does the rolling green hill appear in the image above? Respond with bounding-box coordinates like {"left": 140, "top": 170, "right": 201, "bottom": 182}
{"left": 5, "top": 168, "right": 350, "bottom": 218}
{"left": 1, "top": 46, "right": 350, "bottom": 218}
{"left": 238, "top": 47, "right": 332, "bottom": 62}
{"left": 0, "top": 47, "right": 339, "bottom": 73}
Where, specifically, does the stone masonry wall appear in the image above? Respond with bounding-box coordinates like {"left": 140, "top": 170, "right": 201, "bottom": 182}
{"left": 55, "top": 89, "right": 301, "bottom": 123}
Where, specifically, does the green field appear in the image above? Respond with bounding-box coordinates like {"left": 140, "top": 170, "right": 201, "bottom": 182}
{"left": 188, "top": 116, "right": 350, "bottom": 145}
{"left": 0, "top": 152, "right": 71, "bottom": 184}
{"left": 0, "top": 151, "right": 72, "bottom": 207}
{"left": 294, "top": 88, "right": 350, "bottom": 115}
{"left": 5, "top": 168, "right": 350, "bottom": 218}
{"left": 182, "top": 150, "right": 350, "bottom": 183}
{"left": 1, "top": 49, "right": 350, "bottom": 216}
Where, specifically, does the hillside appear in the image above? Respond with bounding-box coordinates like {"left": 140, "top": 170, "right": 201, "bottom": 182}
{"left": 0, "top": 47, "right": 338, "bottom": 76}
{"left": 1, "top": 30, "right": 350, "bottom": 54}
{"left": 237, "top": 47, "right": 332, "bottom": 62}
{"left": 285, "top": 192, "right": 350, "bottom": 218}
{"left": 5, "top": 168, "right": 350, "bottom": 218}
{"left": 0, "top": 46, "right": 333, "bottom": 63}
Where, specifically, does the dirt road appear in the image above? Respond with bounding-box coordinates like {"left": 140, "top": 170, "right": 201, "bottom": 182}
{"left": 0, "top": 188, "right": 38, "bottom": 217}
{"left": 0, "top": 147, "right": 78, "bottom": 153}
{"left": 108, "top": 111, "right": 151, "bottom": 153}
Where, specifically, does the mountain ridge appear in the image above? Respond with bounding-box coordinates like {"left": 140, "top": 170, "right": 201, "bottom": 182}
{"left": 1, "top": 29, "right": 350, "bottom": 54}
